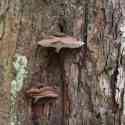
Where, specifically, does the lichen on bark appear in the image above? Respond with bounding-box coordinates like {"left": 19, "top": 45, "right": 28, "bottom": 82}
{"left": 11, "top": 53, "right": 28, "bottom": 125}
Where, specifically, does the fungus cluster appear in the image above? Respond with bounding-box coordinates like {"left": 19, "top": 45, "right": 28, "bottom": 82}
{"left": 26, "top": 17, "right": 84, "bottom": 124}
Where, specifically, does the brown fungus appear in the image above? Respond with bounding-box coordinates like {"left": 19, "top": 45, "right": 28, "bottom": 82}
{"left": 38, "top": 35, "right": 84, "bottom": 53}
{"left": 26, "top": 86, "right": 59, "bottom": 123}
{"left": 38, "top": 17, "right": 84, "bottom": 53}
{"left": 26, "top": 86, "right": 59, "bottom": 103}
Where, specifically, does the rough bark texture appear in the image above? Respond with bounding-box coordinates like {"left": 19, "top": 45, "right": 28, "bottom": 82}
{"left": 0, "top": 0, "right": 125, "bottom": 125}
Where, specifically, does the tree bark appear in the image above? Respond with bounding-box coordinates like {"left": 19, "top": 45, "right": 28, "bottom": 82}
{"left": 0, "top": 0, "right": 125, "bottom": 125}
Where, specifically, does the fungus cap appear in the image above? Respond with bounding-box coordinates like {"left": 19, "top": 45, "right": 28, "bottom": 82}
{"left": 38, "top": 36, "right": 84, "bottom": 53}
{"left": 26, "top": 86, "right": 59, "bottom": 103}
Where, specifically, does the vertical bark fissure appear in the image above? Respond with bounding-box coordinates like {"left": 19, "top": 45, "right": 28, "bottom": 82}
{"left": 110, "top": 44, "right": 120, "bottom": 108}
{"left": 83, "top": 0, "right": 89, "bottom": 46}
{"left": 110, "top": 44, "right": 121, "bottom": 125}
{"left": 119, "top": 87, "right": 124, "bottom": 125}
{"left": 59, "top": 52, "right": 66, "bottom": 125}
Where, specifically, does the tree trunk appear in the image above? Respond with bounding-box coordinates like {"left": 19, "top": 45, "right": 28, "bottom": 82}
{"left": 0, "top": 0, "right": 125, "bottom": 125}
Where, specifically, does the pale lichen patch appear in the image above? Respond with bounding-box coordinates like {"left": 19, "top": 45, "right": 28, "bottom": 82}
{"left": 11, "top": 53, "right": 28, "bottom": 125}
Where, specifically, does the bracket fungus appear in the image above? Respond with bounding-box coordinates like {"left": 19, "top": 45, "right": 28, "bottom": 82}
{"left": 38, "top": 36, "right": 84, "bottom": 53}
{"left": 26, "top": 86, "right": 59, "bottom": 103}
{"left": 38, "top": 17, "right": 84, "bottom": 53}
{"left": 26, "top": 86, "right": 59, "bottom": 123}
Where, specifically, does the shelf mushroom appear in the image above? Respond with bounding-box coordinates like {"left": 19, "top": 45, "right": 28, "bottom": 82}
{"left": 26, "top": 86, "right": 59, "bottom": 122}
{"left": 26, "top": 86, "right": 59, "bottom": 103}
{"left": 38, "top": 35, "right": 84, "bottom": 53}
{"left": 38, "top": 17, "right": 84, "bottom": 53}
